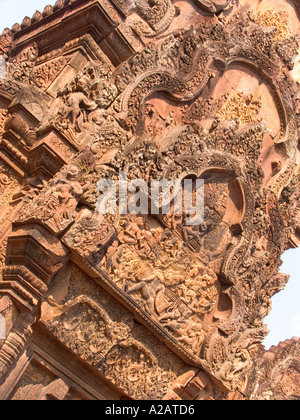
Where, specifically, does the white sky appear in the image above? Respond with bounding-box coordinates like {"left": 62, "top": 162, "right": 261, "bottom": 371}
{"left": 0, "top": 0, "right": 299, "bottom": 349}
{"left": 264, "top": 247, "right": 300, "bottom": 348}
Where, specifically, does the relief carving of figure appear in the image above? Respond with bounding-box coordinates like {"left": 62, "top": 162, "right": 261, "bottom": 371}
{"left": 7, "top": 43, "right": 38, "bottom": 82}
{"left": 43, "top": 166, "right": 88, "bottom": 231}
{"left": 4, "top": 1, "right": 299, "bottom": 399}
{"left": 36, "top": 61, "right": 118, "bottom": 144}
{"left": 18, "top": 163, "right": 91, "bottom": 234}
{"left": 125, "top": 268, "right": 166, "bottom": 316}
{"left": 55, "top": 75, "right": 98, "bottom": 134}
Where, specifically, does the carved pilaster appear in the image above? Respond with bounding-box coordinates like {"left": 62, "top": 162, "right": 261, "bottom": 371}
{"left": 0, "top": 311, "right": 35, "bottom": 379}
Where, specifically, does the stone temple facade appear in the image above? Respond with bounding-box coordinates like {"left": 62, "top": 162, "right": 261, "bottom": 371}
{"left": 0, "top": 0, "right": 299, "bottom": 400}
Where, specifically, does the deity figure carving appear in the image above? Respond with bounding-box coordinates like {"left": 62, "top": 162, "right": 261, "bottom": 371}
{"left": 36, "top": 61, "right": 119, "bottom": 147}
{"left": 58, "top": 76, "right": 98, "bottom": 133}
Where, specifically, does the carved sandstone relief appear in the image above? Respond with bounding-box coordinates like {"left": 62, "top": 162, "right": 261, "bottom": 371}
{"left": 7, "top": 44, "right": 39, "bottom": 84}
{"left": 36, "top": 61, "right": 119, "bottom": 148}
{"left": 249, "top": 338, "right": 300, "bottom": 400}
{"left": 0, "top": 162, "right": 21, "bottom": 211}
{"left": 16, "top": 150, "right": 96, "bottom": 235}
{"left": 9, "top": 359, "right": 78, "bottom": 400}
{"left": 0, "top": 161, "right": 22, "bottom": 282}
{"left": 67, "top": 14, "right": 299, "bottom": 392}
{"left": 110, "top": 0, "right": 177, "bottom": 38}
{"left": 0, "top": 0, "right": 299, "bottom": 400}
{"left": 41, "top": 262, "right": 189, "bottom": 400}
{"left": 0, "top": 108, "right": 8, "bottom": 136}
{"left": 57, "top": 120, "right": 281, "bottom": 391}
{"left": 11, "top": 6, "right": 296, "bottom": 393}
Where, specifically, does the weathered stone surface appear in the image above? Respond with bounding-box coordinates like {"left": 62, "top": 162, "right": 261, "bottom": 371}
{"left": 0, "top": 0, "right": 299, "bottom": 400}
{"left": 249, "top": 338, "right": 300, "bottom": 400}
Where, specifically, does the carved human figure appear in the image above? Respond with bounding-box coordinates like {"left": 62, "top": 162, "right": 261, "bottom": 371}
{"left": 31, "top": 165, "right": 90, "bottom": 233}
{"left": 118, "top": 217, "right": 145, "bottom": 245}
{"left": 163, "top": 206, "right": 183, "bottom": 232}
{"left": 160, "top": 310, "right": 204, "bottom": 355}
{"left": 7, "top": 43, "right": 38, "bottom": 82}
{"left": 58, "top": 76, "right": 98, "bottom": 132}
{"left": 125, "top": 268, "right": 166, "bottom": 316}
{"left": 196, "top": 0, "right": 235, "bottom": 13}
{"left": 177, "top": 321, "right": 205, "bottom": 354}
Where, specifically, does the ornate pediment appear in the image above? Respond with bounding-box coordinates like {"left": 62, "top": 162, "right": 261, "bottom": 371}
{"left": 0, "top": 0, "right": 299, "bottom": 400}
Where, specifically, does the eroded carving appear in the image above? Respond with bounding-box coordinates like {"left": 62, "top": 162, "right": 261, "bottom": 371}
{"left": 37, "top": 61, "right": 119, "bottom": 147}
{"left": 17, "top": 154, "right": 95, "bottom": 234}
{"left": 42, "top": 263, "right": 188, "bottom": 399}
{"left": 7, "top": 44, "right": 39, "bottom": 83}
{"left": 30, "top": 56, "right": 69, "bottom": 91}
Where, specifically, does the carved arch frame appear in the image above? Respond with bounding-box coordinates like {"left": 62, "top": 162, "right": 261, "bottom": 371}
{"left": 1, "top": 13, "right": 298, "bottom": 394}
